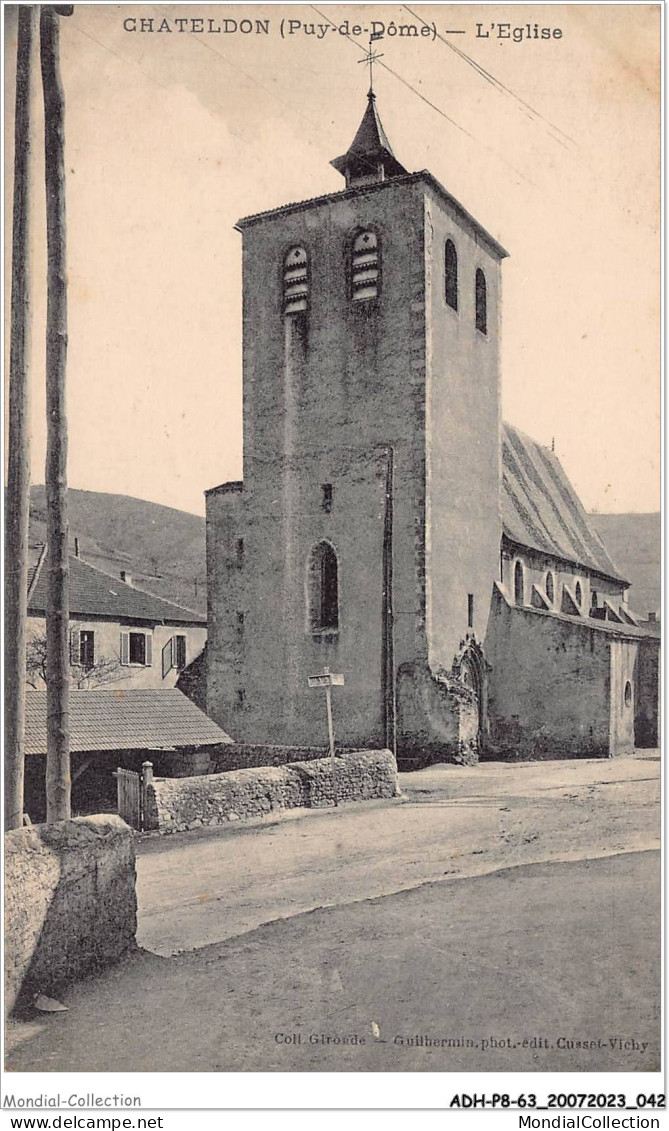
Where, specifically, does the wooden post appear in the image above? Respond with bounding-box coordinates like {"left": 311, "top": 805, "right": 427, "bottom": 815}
{"left": 41, "top": 5, "right": 72, "bottom": 823}
{"left": 324, "top": 683, "right": 337, "bottom": 807}
{"left": 5, "top": 7, "right": 38, "bottom": 830}
{"left": 141, "top": 761, "right": 153, "bottom": 831}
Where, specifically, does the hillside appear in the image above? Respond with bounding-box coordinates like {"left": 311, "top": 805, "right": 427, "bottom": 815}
{"left": 29, "top": 487, "right": 206, "bottom": 614}
{"left": 589, "top": 513, "right": 660, "bottom": 618}
{"left": 25, "top": 490, "right": 659, "bottom": 626}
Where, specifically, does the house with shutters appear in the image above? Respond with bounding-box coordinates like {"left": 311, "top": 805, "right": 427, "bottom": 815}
{"left": 27, "top": 550, "right": 207, "bottom": 691}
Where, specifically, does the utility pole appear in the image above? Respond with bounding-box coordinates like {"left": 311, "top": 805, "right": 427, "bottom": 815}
{"left": 40, "top": 4, "right": 73, "bottom": 822}
{"left": 5, "top": 7, "right": 38, "bottom": 830}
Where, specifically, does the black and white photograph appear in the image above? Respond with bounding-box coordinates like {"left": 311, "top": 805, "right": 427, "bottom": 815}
{"left": 3, "top": 0, "right": 661, "bottom": 1107}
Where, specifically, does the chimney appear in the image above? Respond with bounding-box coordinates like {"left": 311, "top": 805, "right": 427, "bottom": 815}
{"left": 648, "top": 611, "right": 656, "bottom": 623}
{"left": 74, "top": 537, "right": 79, "bottom": 558}
{"left": 120, "top": 570, "right": 133, "bottom": 587}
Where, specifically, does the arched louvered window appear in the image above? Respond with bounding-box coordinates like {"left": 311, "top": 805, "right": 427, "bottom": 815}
{"left": 351, "top": 230, "right": 380, "bottom": 301}
{"left": 308, "top": 541, "right": 339, "bottom": 632}
{"left": 545, "top": 571, "right": 555, "bottom": 604}
{"left": 283, "top": 246, "right": 308, "bottom": 314}
{"left": 514, "top": 560, "right": 525, "bottom": 606}
{"left": 445, "top": 239, "right": 458, "bottom": 311}
{"left": 475, "top": 267, "right": 487, "bottom": 334}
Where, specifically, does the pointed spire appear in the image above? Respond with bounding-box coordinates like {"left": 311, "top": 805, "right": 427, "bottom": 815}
{"left": 331, "top": 91, "right": 408, "bottom": 189}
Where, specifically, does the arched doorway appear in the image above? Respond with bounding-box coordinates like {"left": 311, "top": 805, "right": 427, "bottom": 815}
{"left": 456, "top": 642, "right": 488, "bottom": 741}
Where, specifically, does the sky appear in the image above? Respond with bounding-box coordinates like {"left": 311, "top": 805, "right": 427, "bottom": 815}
{"left": 4, "top": 2, "right": 661, "bottom": 517}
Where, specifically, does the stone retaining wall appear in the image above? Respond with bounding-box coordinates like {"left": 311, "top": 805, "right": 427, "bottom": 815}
{"left": 4, "top": 815, "right": 136, "bottom": 1016}
{"left": 145, "top": 749, "right": 399, "bottom": 834}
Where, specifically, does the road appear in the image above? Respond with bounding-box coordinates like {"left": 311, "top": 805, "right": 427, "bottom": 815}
{"left": 5, "top": 753, "right": 660, "bottom": 1074}
{"left": 136, "top": 753, "right": 660, "bottom": 955}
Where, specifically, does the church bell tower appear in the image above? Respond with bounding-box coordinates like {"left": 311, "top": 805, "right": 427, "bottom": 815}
{"left": 206, "top": 90, "right": 507, "bottom": 761}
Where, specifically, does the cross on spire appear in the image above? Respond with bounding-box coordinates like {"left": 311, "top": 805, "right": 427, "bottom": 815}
{"left": 358, "top": 31, "right": 384, "bottom": 94}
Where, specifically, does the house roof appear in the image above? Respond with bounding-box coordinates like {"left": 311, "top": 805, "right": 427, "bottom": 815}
{"left": 28, "top": 553, "right": 205, "bottom": 626}
{"left": 24, "top": 688, "right": 232, "bottom": 756}
{"left": 502, "top": 423, "right": 627, "bottom": 584}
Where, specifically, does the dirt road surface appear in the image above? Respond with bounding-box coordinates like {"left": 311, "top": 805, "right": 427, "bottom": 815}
{"left": 5, "top": 754, "right": 660, "bottom": 1074}
{"left": 136, "top": 754, "right": 660, "bottom": 956}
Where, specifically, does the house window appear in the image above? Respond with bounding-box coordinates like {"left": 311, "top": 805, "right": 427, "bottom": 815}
{"left": 129, "top": 632, "right": 146, "bottom": 665}
{"left": 308, "top": 541, "right": 339, "bottom": 632}
{"left": 467, "top": 593, "right": 474, "bottom": 628}
{"left": 283, "top": 246, "right": 308, "bottom": 314}
{"left": 351, "top": 230, "right": 380, "bottom": 301}
{"left": 624, "top": 681, "right": 632, "bottom": 708}
{"left": 575, "top": 580, "right": 583, "bottom": 608}
{"left": 175, "top": 635, "right": 187, "bottom": 672}
{"left": 514, "top": 560, "right": 525, "bottom": 606}
{"left": 475, "top": 268, "right": 487, "bottom": 335}
{"left": 591, "top": 589, "right": 599, "bottom": 610}
{"left": 322, "top": 483, "right": 333, "bottom": 513}
{"left": 79, "top": 630, "right": 95, "bottom": 671}
{"left": 237, "top": 611, "right": 245, "bottom": 640}
{"left": 235, "top": 538, "right": 244, "bottom": 568}
{"left": 121, "top": 630, "right": 153, "bottom": 667}
{"left": 445, "top": 239, "right": 458, "bottom": 311}
{"left": 545, "top": 572, "right": 555, "bottom": 604}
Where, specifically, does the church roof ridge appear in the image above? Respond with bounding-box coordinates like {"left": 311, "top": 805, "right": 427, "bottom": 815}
{"left": 235, "top": 169, "right": 508, "bottom": 259}
{"left": 501, "top": 421, "right": 628, "bottom": 585}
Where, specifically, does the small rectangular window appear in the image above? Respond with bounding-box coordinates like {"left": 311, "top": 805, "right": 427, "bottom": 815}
{"left": 237, "top": 611, "right": 245, "bottom": 640}
{"left": 129, "top": 632, "right": 146, "bottom": 665}
{"left": 79, "top": 630, "right": 95, "bottom": 671}
{"left": 175, "top": 635, "right": 187, "bottom": 672}
{"left": 235, "top": 538, "right": 244, "bottom": 567}
{"left": 322, "top": 484, "right": 333, "bottom": 513}
{"left": 468, "top": 594, "right": 474, "bottom": 629}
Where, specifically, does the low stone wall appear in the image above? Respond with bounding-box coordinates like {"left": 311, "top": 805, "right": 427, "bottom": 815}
{"left": 5, "top": 815, "right": 137, "bottom": 1016}
{"left": 211, "top": 744, "right": 350, "bottom": 773}
{"left": 145, "top": 749, "right": 399, "bottom": 833}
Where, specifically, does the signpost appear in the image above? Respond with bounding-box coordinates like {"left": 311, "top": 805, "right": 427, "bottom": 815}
{"left": 308, "top": 668, "right": 345, "bottom": 806}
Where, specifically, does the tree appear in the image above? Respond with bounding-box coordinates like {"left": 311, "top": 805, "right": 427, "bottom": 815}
{"left": 26, "top": 632, "right": 130, "bottom": 691}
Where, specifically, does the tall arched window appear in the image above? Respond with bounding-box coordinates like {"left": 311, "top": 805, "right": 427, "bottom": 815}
{"left": 351, "top": 230, "right": 380, "bottom": 301}
{"left": 475, "top": 268, "right": 487, "bottom": 334}
{"left": 545, "top": 571, "right": 555, "bottom": 604}
{"left": 283, "top": 246, "right": 309, "bottom": 314}
{"left": 575, "top": 580, "right": 583, "bottom": 608}
{"left": 445, "top": 239, "right": 458, "bottom": 311}
{"left": 514, "top": 560, "right": 525, "bottom": 606}
{"left": 308, "top": 541, "right": 339, "bottom": 632}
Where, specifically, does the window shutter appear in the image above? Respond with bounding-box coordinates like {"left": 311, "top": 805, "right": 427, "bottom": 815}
{"left": 162, "top": 638, "right": 173, "bottom": 679}
{"left": 120, "top": 631, "right": 129, "bottom": 665}
{"left": 69, "top": 629, "right": 80, "bottom": 667}
{"left": 145, "top": 633, "right": 153, "bottom": 667}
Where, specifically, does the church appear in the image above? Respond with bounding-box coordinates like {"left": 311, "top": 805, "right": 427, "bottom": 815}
{"left": 205, "top": 90, "right": 659, "bottom": 766}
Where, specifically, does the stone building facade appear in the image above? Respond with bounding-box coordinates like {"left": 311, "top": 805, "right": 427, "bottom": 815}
{"left": 206, "top": 92, "right": 659, "bottom": 764}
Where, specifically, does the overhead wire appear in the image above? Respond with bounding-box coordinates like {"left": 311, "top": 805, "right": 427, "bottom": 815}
{"left": 310, "top": 4, "right": 535, "bottom": 186}
{"left": 402, "top": 4, "right": 578, "bottom": 150}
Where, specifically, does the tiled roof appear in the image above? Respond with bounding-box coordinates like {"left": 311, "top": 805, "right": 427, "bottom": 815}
{"left": 24, "top": 689, "right": 232, "bottom": 756}
{"left": 502, "top": 424, "right": 627, "bottom": 584}
{"left": 28, "top": 553, "right": 205, "bottom": 625}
